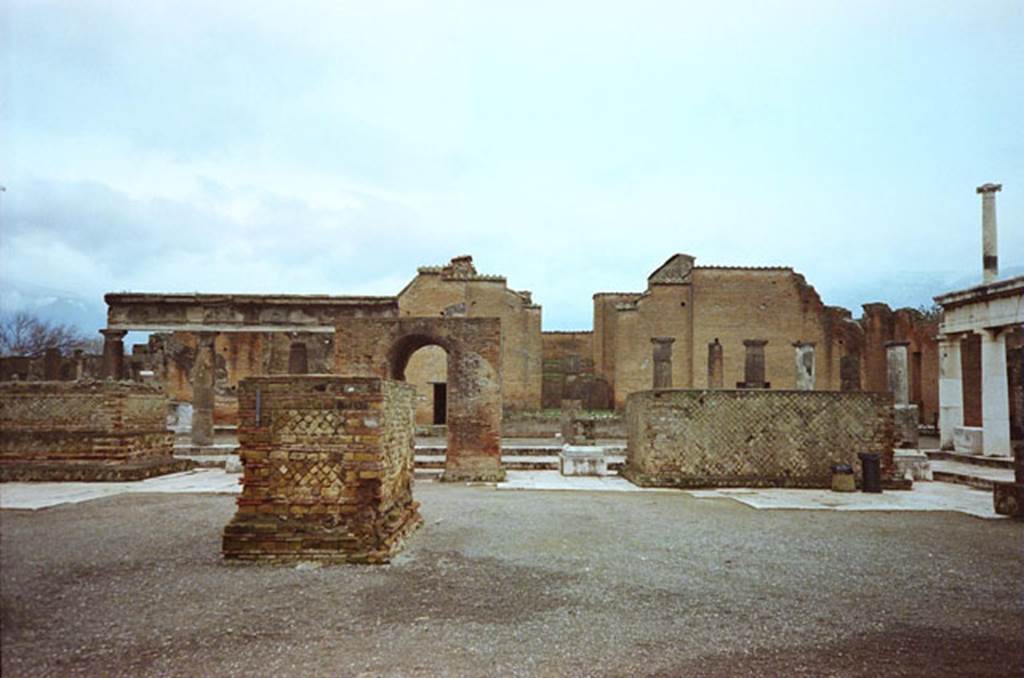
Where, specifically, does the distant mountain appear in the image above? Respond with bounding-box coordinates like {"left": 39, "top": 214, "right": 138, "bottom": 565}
{"left": 0, "top": 280, "right": 107, "bottom": 335}
{"left": 822, "top": 265, "right": 1024, "bottom": 315}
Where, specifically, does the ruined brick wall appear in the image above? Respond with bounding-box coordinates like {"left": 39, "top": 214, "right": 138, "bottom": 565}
{"left": 622, "top": 389, "right": 895, "bottom": 488}
{"left": 604, "top": 263, "right": 851, "bottom": 410}
{"left": 691, "top": 268, "right": 837, "bottom": 392}
{"left": 334, "top": 316, "right": 504, "bottom": 482}
{"left": 0, "top": 381, "right": 180, "bottom": 481}
{"left": 859, "top": 304, "right": 939, "bottom": 425}
{"left": 541, "top": 331, "right": 610, "bottom": 410}
{"left": 222, "top": 376, "right": 421, "bottom": 563}
{"left": 151, "top": 331, "right": 335, "bottom": 424}
{"left": 592, "top": 293, "right": 641, "bottom": 401}
{"left": 397, "top": 257, "right": 542, "bottom": 411}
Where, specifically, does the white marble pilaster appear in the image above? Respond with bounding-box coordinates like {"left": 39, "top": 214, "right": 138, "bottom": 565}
{"left": 979, "top": 328, "right": 1011, "bottom": 457}
{"left": 938, "top": 335, "right": 964, "bottom": 450}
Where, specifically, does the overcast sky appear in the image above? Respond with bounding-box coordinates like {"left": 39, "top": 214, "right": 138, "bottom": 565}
{"left": 1, "top": 0, "right": 1022, "bottom": 331}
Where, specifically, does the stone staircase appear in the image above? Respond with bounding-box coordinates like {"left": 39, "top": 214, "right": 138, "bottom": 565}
{"left": 926, "top": 450, "right": 1015, "bottom": 490}
{"left": 414, "top": 441, "right": 626, "bottom": 479}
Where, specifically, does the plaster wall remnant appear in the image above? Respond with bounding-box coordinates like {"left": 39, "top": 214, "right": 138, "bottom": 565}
{"left": 793, "top": 342, "right": 816, "bottom": 391}
{"left": 0, "top": 381, "right": 188, "bottom": 481}
{"left": 287, "top": 341, "right": 309, "bottom": 375}
{"left": 651, "top": 337, "right": 675, "bottom": 389}
{"left": 621, "top": 389, "right": 899, "bottom": 489}
{"left": 222, "top": 376, "right": 421, "bottom": 563}
{"left": 334, "top": 317, "right": 504, "bottom": 482}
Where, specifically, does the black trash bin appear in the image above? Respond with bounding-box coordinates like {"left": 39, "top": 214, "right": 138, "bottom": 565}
{"left": 858, "top": 452, "right": 882, "bottom": 493}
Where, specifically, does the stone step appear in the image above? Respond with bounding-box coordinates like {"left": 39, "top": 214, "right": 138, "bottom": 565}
{"left": 414, "top": 445, "right": 625, "bottom": 458}
{"left": 926, "top": 450, "right": 1014, "bottom": 470}
{"left": 929, "top": 459, "right": 1015, "bottom": 491}
{"left": 414, "top": 454, "right": 626, "bottom": 471}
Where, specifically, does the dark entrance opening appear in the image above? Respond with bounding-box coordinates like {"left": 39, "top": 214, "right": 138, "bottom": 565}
{"left": 432, "top": 383, "right": 447, "bottom": 425}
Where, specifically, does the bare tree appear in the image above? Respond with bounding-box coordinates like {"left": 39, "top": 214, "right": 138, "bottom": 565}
{"left": 0, "top": 312, "right": 96, "bottom": 357}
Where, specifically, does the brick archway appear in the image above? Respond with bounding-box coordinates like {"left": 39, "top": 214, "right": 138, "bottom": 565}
{"left": 335, "top": 317, "right": 504, "bottom": 482}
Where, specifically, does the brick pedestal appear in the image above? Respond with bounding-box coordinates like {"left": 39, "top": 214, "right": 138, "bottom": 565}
{"left": 222, "top": 376, "right": 422, "bottom": 564}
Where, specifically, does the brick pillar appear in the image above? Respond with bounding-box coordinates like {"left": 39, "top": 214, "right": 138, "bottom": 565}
{"left": 979, "top": 328, "right": 1011, "bottom": 457}
{"left": 100, "top": 329, "right": 127, "bottom": 380}
{"left": 886, "top": 341, "right": 910, "bottom": 406}
{"left": 793, "top": 342, "right": 815, "bottom": 390}
{"left": 43, "top": 347, "right": 61, "bottom": 380}
{"left": 740, "top": 339, "right": 768, "bottom": 388}
{"left": 938, "top": 334, "right": 964, "bottom": 450}
{"left": 651, "top": 337, "right": 675, "bottom": 389}
{"left": 288, "top": 342, "right": 309, "bottom": 374}
{"left": 191, "top": 332, "right": 217, "bottom": 447}
{"left": 707, "top": 339, "right": 723, "bottom": 389}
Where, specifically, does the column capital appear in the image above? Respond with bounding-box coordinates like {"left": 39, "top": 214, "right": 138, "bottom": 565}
{"left": 743, "top": 339, "right": 768, "bottom": 348}
{"left": 650, "top": 336, "right": 676, "bottom": 346}
{"left": 884, "top": 340, "right": 910, "bottom": 349}
{"left": 99, "top": 328, "right": 127, "bottom": 339}
{"left": 976, "top": 182, "right": 1002, "bottom": 194}
{"left": 792, "top": 341, "right": 816, "bottom": 348}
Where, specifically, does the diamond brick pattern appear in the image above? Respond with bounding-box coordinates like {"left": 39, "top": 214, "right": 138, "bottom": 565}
{"left": 624, "top": 389, "right": 894, "bottom": 488}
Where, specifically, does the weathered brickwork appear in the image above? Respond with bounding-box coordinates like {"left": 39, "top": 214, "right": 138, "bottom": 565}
{"left": 541, "top": 331, "right": 610, "bottom": 410}
{"left": 0, "top": 381, "right": 184, "bottom": 481}
{"left": 860, "top": 304, "right": 939, "bottom": 425}
{"left": 335, "top": 317, "right": 505, "bottom": 482}
{"left": 398, "top": 256, "right": 542, "bottom": 412}
{"left": 222, "top": 376, "right": 421, "bottom": 564}
{"left": 622, "top": 389, "right": 896, "bottom": 489}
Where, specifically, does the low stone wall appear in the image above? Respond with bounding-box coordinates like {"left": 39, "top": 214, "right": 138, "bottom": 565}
{"left": 622, "top": 389, "right": 896, "bottom": 489}
{"left": 222, "top": 376, "right": 422, "bottom": 564}
{"left": 0, "top": 381, "right": 184, "bottom": 481}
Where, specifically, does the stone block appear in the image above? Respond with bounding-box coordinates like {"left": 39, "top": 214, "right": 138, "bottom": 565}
{"left": 953, "top": 426, "right": 984, "bottom": 455}
{"left": 893, "top": 404, "right": 919, "bottom": 448}
{"left": 559, "top": 445, "right": 607, "bottom": 476}
{"left": 893, "top": 449, "right": 932, "bottom": 481}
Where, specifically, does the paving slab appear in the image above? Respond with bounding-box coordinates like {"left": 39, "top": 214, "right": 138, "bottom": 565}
{"left": 689, "top": 481, "right": 1003, "bottom": 519}
{"left": 0, "top": 469, "right": 240, "bottom": 510}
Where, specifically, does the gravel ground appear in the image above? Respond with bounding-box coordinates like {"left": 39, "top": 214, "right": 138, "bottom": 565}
{"left": 1, "top": 484, "right": 1022, "bottom": 677}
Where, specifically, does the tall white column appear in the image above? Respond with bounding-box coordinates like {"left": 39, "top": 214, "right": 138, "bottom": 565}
{"left": 976, "top": 183, "right": 1001, "bottom": 284}
{"left": 938, "top": 335, "right": 963, "bottom": 450}
{"left": 979, "top": 328, "right": 1011, "bottom": 457}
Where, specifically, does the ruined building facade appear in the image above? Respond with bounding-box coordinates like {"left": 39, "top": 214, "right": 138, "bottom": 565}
{"left": 73, "top": 254, "right": 940, "bottom": 429}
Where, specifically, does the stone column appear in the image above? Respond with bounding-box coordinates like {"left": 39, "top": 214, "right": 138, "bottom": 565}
{"left": 938, "top": 335, "right": 964, "bottom": 450}
{"left": 979, "top": 328, "right": 1011, "bottom": 457}
{"left": 191, "top": 332, "right": 217, "bottom": 447}
{"left": 885, "top": 341, "right": 910, "bottom": 406}
{"left": 43, "top": 347, "right": 61, "bottom": 380}
{"left": 288, "top": 342, "right": 309, "bottom": 374}
{"left": 707, "top": 339, "right": 724, "bottom": 389}
{"left": 99, "top": 329, "right": 127, "bottom": 380}
{"left": 651, "top": 337, "right": 675, "bottom": 389}
{"left": 793, "top": 342, "right": 815, "bottom": 390}
{"left": 73, "top": 349, "right": 85, "bottom": 381}
{"left": 977, "top": 183, "right": 1001, "bottom": 284}
{"left": 741, "top": 339, "right": 768, "bottom": 388}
